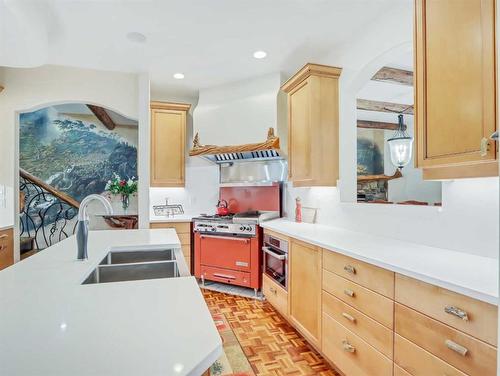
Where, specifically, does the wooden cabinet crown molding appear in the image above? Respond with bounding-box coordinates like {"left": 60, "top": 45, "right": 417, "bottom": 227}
{"left": 281, "top": 63, "right": 342, "bottom": 93}
{"left": 150, "top": 101, "right": 191, "bottom": 111}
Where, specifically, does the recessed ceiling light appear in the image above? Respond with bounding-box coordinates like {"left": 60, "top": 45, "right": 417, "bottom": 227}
{"left": 126, "top": 32, "right": 147, "bottom": 43}
{"left": 173, "top": 73, "right": 185, "bottom": 80}
{"left": 253, "top": 50, "right": 267, "bottom": 59}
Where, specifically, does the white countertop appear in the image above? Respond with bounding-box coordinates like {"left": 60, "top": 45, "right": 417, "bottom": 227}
{"left": 261, "top": 219, "right": 498, "bottom": 305}
{"left": 0, "top": 229, "right": 222, "bottom": 376}
{"left": 150, "top": 214, "right": 194, "bottom": 223}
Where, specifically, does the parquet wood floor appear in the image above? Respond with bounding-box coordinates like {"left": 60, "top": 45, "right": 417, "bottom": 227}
{"left": 203, "top": 289, "right": 341, "bottom": 376}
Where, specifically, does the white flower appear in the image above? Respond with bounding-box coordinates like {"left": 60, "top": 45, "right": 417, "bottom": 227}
{"left": 127, "top": 178, "right": 133, "bottom": 186}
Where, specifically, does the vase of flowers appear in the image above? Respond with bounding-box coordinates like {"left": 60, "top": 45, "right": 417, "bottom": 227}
{"left": 105, "top": 174, "right": 138, "bottom": 213}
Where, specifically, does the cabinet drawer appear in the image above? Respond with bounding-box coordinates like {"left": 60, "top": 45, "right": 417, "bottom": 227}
{"left": 395, "top": 303, "right": 496, "bottom": 376}
{"left": 395, "top": 274, "right": 497, "bottom": 346}
{"left": 200, "top": 266, "right": 251, "bottom": 287}
{"left": 323, "top": 250, "right": 394, "bottom": 298}
{"left": 322, "top": 291, "right": 393, "bottom": 359}
{"left": 395, "top": 334, "right": 467, "bottom": 376}
{"left": 323, "top": 270, "right": 393, "bottom": 328}
{"left": 263, "top": 274, "right": 288, "bottom": 317}
{"left": 0, "top": 228, "right": 14, "bottom": 271}
{"left": 322, "top": 312, "right": 392, "bottom": 376}
{"left": 150, "top": 222, "right": 191, "bottom": 233}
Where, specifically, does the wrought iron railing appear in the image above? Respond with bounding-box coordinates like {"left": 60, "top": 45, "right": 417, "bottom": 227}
{"left": 19, "top": 169, "right": 80, "bottom": 250}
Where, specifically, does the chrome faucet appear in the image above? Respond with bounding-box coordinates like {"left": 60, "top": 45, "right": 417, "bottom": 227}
{"left": 76, "top": 194, "right": 113, "bottom": 260}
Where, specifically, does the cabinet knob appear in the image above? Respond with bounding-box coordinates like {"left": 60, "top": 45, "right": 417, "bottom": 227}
{"left": 343, "top": 265, "right": 356, "bottom": 275}
{"left": 445, "top": 339, "right": 468, "bottom": 356}
{"left": 444, "top": 305, "right": 469, "bottom": 321}
{"left": 343, "top": 289, "right": 355, "bottom": 298}
{"left": 342, "top": 340, "right": 356, "bottom": 353}
{"left": 342, "top": 312, "right": 356, "bottom": 322}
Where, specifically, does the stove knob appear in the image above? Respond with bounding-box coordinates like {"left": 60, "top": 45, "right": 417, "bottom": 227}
{"left": 239, "top": 226, "right": 245, "bottom": 231}
{"left": 210, "top": 228, "right": 216, "bottom": 232}
{"left": 246, "top": 226, "right": 252, "bottom": 231}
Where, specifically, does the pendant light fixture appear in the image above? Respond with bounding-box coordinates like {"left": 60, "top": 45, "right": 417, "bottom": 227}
{"left": 388, "top": 114, "right": 413, "bottom": 169}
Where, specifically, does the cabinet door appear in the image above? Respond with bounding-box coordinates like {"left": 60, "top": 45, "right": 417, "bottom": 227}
{"left": 150, "top": 108, "right": 186, "bottom": 186}
{"left": 289, "top": 239, "right": 322, "bottom": 346}
{"left": 416, "top": 0, "right": 497, "bottom": 168}
{"left": 288, "top": 80, "right": 313, "bottom": 185}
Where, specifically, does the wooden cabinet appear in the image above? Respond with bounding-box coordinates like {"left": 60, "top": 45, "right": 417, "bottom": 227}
{"left": 150, "top": 101, "right": 191, "bottom": 187}
{"left": 260, "top": 231, "right": 498, "bottom": 376}
{"left": 289, "top": 238, "right": 322, "bottom": 347}
{"left": 415, "top": 0, "right": 498, "bottom": 179}
{"left": 150, "top": 221, "right": 192, "bottom": 272}
{"left": 282, "top": 63, "right": 341, "bottom": 187}
{"left": 0, "top": 227, "right": 13, "bottom": 270}
{"left": 395, "top": 274, "right": 498, "bottom": 346}
{"left": 262, "top": 274, "right": 288, "bottom": 318}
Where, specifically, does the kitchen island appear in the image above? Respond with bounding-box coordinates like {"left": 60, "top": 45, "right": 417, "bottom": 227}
{"left": 0, "top": 229, "right": 222, "bottom": 376}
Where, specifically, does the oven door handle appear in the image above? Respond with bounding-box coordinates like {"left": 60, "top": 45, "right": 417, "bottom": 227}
{"left": 200, "top": 235, "right": 249, "bottom": 242}
{"left": 262, "top": 246, "right": 287, "bottom": 260}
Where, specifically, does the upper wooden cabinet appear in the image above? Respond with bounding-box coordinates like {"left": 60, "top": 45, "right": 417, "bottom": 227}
{"left": 282, "top": 64, "right": 342, "bottom": 187}
{"left": 150, "top": 101, "right": 191, "bottom": 187}
{"left": 415, "top": 0, "right": 498, "bottom": 179}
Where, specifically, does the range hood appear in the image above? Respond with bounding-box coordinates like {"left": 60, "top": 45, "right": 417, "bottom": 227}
{"left": 189, "top": 128, "right": 283, "bottom": 164}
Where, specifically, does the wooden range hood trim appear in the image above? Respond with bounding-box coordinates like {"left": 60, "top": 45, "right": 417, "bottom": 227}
{"left": 189, "top": 128, "right": 280, "bottom": 157}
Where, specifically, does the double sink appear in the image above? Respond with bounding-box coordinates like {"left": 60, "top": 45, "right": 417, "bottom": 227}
{"left": 82, "top": 249, "right": 189, "bottom": 285}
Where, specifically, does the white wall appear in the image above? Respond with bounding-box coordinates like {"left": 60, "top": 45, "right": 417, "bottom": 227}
{"left": 194, "top": 73, "right": 282, "bottom": 145}
{"left": 0, "top": 65, "right": 144, "bottom": 260}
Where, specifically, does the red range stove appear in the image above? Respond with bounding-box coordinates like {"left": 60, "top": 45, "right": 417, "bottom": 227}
{"left": 193, "top": 185, "right": 281, "bottom": 293}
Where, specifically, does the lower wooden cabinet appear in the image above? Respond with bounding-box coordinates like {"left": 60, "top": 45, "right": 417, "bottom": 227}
{"left": 262, "top": 274, "right": 288, "bottom": 318}
{"left": 395, "top": 334, "right": 467, "bottom": 376}
{"left": 395, "top": 303, "right": 496, "bottom": 375}
{"left": 322, "top": 312, "right": 393, "bottom": 376}
{"left": 288, "top": 239, "right": 322, "bottom": 347}
{"left": 0, "top": 227, "right": 14, "bottom": 270}
{"left": 262, "top": 230, "right": 498, "bottom": 376}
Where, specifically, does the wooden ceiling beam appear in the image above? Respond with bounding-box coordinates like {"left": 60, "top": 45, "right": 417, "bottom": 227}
{"left": 357, "top": 120, "right": 400, "bottom": 131}
{"left": 357, "top": 99, "right": 414, "bottom": 115}
{"left": 87, "top": 104, "right": 116, "bottom": 130}
{"left": 372, "top": 66, "right": 413, "bottom": 86}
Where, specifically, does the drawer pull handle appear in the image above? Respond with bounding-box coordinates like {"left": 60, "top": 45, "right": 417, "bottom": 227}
{"left": 444, "top": 306, "right": 469, "bottom": 321}
{"left": 213, "top": 273, "right": 236, "bottom": 280}
{"left": 269, "top": 287, "right": 277, "bottom": 294}
{"left": 344, "top": 289, "right": 355, "bottom": 297}
{"left": 342, "top": 312, "right": 356, "bottom": 322}
{"left": 0, "top": 234, "right": 8, "bottom": 239}
{"left": 445, "top": 339, "right": 468, "bottom": 356}
{"left": 344, "top": 265, "right": 356, "bottom": 274}
{"left": 342, "top": 340, "right": 356, "bottom": 353}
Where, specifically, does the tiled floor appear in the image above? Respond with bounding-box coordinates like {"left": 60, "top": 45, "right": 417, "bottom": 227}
{"left": 203, "top": 289, "right": 340, "bottom": 376}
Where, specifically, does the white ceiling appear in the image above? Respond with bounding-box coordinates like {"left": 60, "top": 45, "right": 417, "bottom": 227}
{"left": 0, "top": 0, "right": 412, "bottom": 97}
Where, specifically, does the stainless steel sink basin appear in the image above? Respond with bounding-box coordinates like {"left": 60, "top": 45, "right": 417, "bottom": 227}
{"left": 82, "top": 247, "right": 189, "bottom": 285}
{"left": 100, "top": 250, "right": 174, "bottom": 265}
{"left": 82, "top": 261, "right": 180, "bottom": 285}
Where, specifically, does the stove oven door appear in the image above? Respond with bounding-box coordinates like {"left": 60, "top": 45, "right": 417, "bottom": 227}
{"left": 199, "top": 234, "right": 252, "bottom": 272}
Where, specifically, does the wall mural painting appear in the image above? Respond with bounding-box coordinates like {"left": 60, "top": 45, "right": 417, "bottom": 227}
{"left": 19, "top": 103, "right": 138, "bottom": 202}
